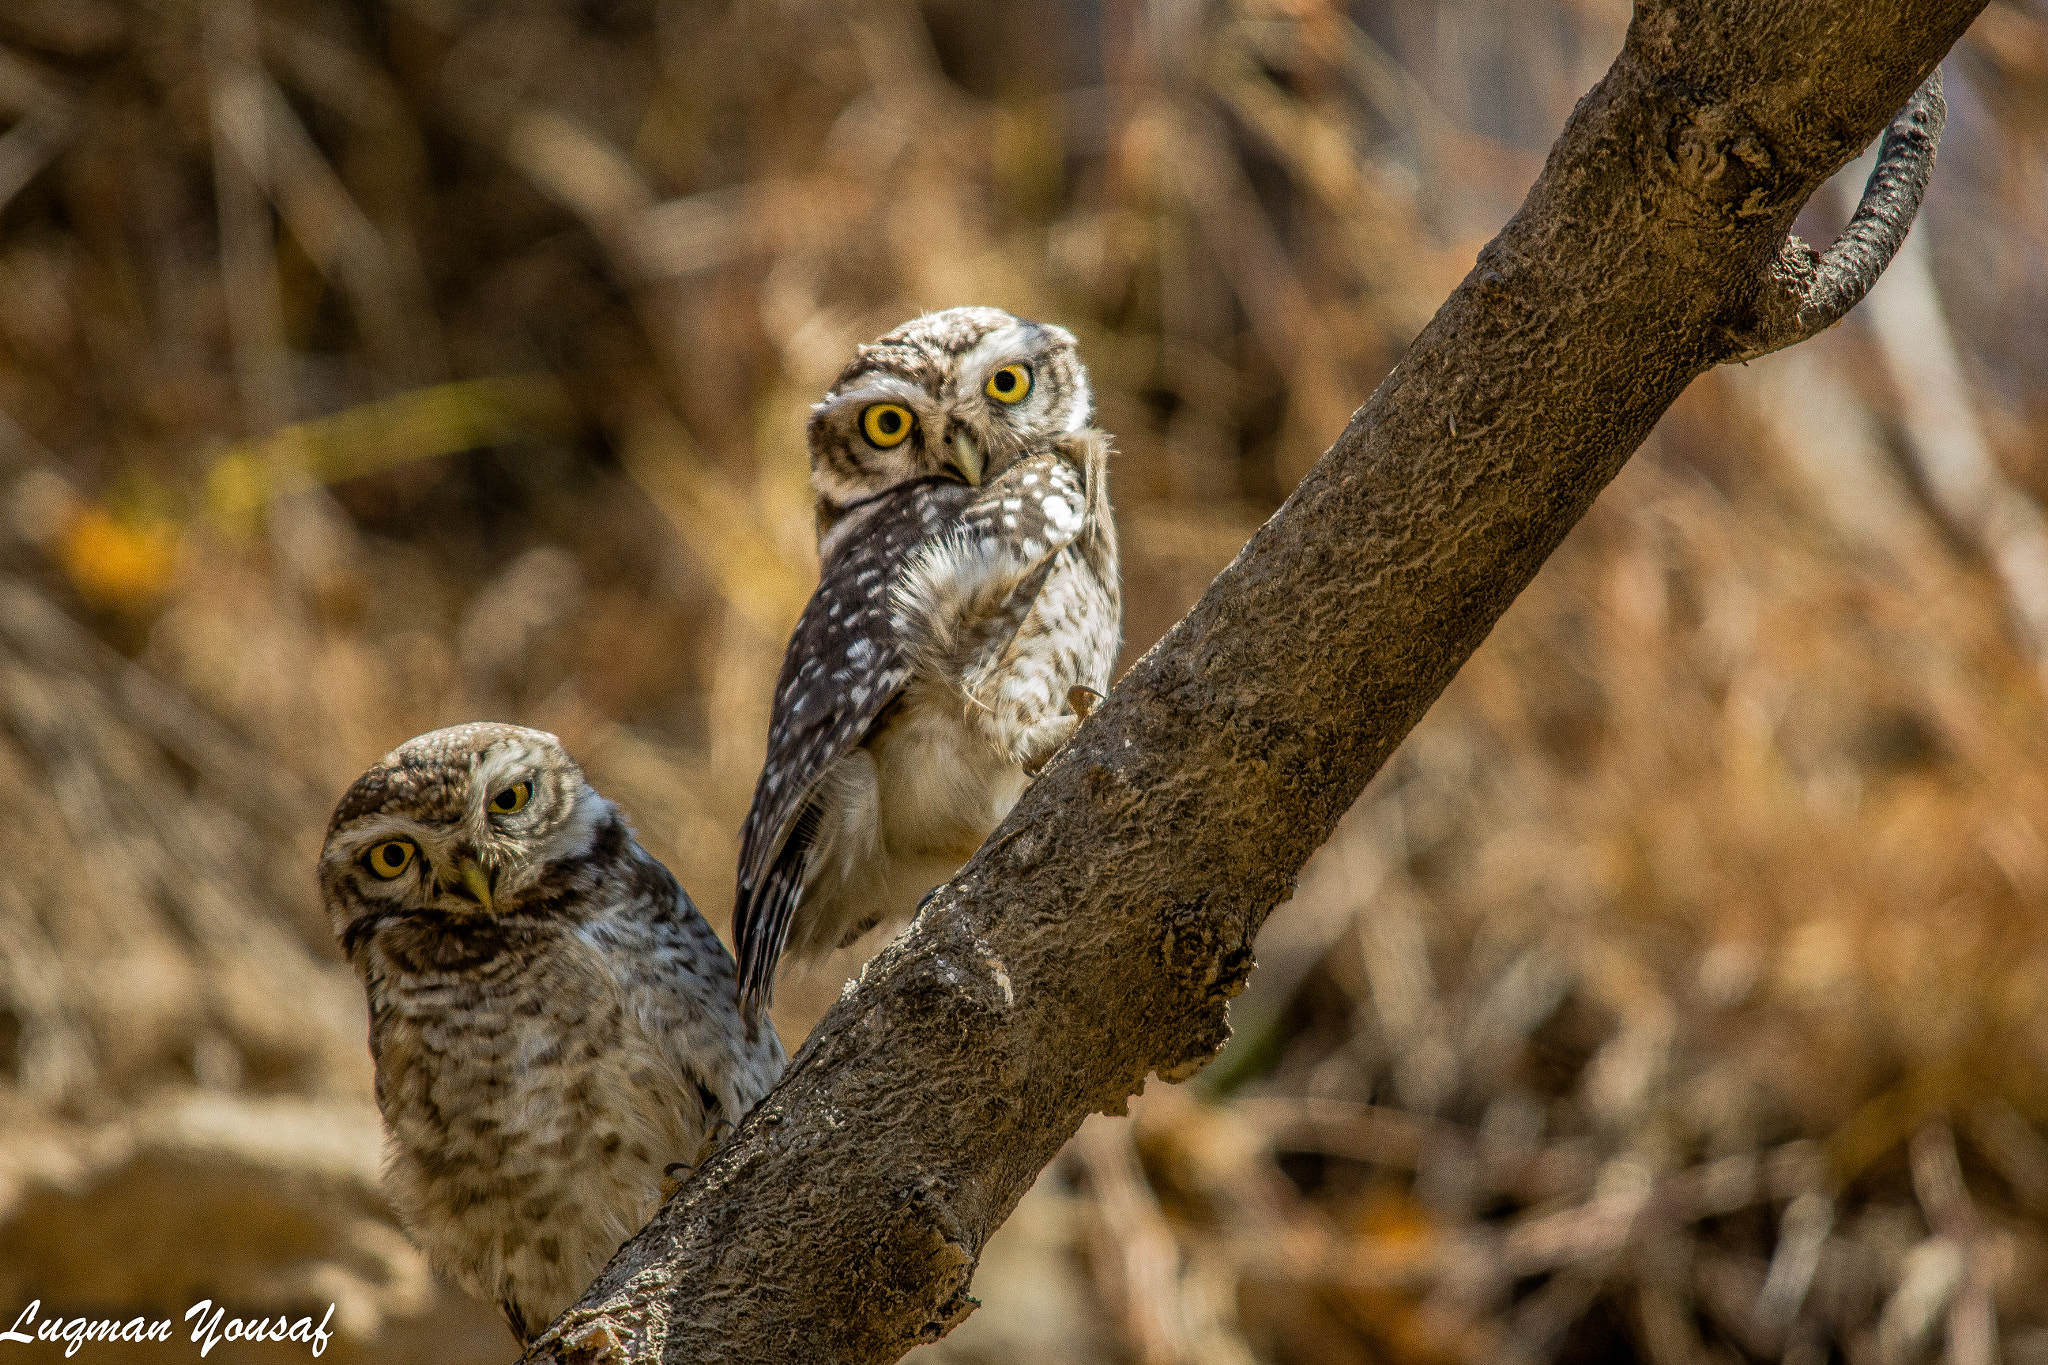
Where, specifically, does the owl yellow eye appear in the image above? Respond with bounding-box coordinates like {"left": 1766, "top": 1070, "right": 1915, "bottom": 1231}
{"left": 861, "top": 403, "right": 914, "bottom": 449}
{"left": 985, "top": 364, "right": 1032, "bottom": 403}
{"left": 489, "top": 780, "right": 532, "bottom": 815}
{"left": 365, "top": 840, "right": 416, "bottom": 880}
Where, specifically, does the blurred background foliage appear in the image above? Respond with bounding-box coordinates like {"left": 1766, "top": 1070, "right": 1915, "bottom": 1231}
{"left": 2, "top": 0, "right": 2048, "bottom": 1361}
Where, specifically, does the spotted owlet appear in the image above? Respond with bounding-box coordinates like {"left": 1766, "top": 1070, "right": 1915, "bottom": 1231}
{"left": 318, "top": 723, "right": 785, "bottom": 1344}
{"left": 733, "top": 306, "right": 1122, "bottom": 1010}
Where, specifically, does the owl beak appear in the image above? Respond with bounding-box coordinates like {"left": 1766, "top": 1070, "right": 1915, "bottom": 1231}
{"left": 446, "top": 855, "right": 496, "bottom": 913}
{"left": 947, "top": 429, "right": 984, "bottom": 486}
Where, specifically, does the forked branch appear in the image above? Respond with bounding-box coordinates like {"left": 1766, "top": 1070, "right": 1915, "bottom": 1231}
{"left": 1729, "top": 71, "right": 1947, "bottom": 363}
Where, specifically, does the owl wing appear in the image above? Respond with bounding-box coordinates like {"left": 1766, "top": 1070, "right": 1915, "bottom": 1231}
{"left": 958, "top": 440, "right": 1096, "bottom": 569}
{"left": 733, "top": 478, "right": 972, "bottom": 1009}
{"left": 892, "top": 436, "right": 1105, "bottom": 689}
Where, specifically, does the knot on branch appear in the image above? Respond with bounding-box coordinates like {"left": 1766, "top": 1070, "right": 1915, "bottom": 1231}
{"left": 1665, "top": 103, "right": 1781, "bottom": 220}
{"left": 1722, "top": 70, "right": 1946, "bottom": 364}
{"left": 867, "top": 1176, "right": 981, "bottom": 1346}
{"left": 1152, "top": 901, "right": 1258, "bottom": 1083}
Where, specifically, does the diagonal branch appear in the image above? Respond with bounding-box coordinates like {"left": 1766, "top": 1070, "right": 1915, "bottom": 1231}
{"left": 520, "top": 3, "right": 1983, "bottom": 1362}
{"left": 1726, "top": 70, "right": 1947, "bottom": 363}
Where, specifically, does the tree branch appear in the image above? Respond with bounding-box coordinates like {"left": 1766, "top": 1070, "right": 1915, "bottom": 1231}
{"left": 522, "top": 3, "right": 1985, "bottom": 1361}
{"left": 1728, "top": 70, "right": 1948, "bottom": 362}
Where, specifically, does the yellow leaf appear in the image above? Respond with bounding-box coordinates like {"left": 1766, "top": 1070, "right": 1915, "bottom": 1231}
{"left": 58, "top": 507, "right": 179, "bottom": 607}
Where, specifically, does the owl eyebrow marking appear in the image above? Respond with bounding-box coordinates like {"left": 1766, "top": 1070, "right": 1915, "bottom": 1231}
{"left": 954, "top": 322, "right": 1048, "bottom": 384}
{"left": 333, "top": 811, "right": 445, "bottom": 853}
{"left": 829, "top": 353, "right": 934, "bottom": 392}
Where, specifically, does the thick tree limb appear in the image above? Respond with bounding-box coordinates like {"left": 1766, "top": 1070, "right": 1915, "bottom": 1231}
{"left": 524, "top": 3, "right": 1982, "bottom": 1361}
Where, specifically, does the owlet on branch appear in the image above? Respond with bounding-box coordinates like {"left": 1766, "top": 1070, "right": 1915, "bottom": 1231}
{"left": 319, "top": 723, "right": 785, "bottom": 1344}
{"left": 733, "top": 306, "right": 1122, "bottom": 1011}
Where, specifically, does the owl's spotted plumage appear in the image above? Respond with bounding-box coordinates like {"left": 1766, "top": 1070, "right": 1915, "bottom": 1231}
{"left": 319, "top": 723, "right": 785, "bottom": 1345}
{"left": 734, "top": 306, "right": 1121, "bottom": 1009}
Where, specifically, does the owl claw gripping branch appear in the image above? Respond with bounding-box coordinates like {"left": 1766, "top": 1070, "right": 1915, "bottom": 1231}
{"left": 733, "top": 306, "right": 1123, "bottom": 1012}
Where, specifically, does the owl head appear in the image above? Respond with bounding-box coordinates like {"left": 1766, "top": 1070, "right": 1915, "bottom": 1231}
{"left": 807, "top": 306, "right": 1093, "bottom": 533}
{"left": 319, "top": 723, "right": 619, "bottom": 956}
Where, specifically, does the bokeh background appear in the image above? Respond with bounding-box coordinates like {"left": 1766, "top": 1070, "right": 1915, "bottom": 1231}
{"left": 2, "top": 0, "right": 2047, "bottom": 1361}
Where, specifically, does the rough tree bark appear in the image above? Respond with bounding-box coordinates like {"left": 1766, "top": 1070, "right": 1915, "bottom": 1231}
{"left": 526, "top": 2, "right": 1982, "bottom": 1361}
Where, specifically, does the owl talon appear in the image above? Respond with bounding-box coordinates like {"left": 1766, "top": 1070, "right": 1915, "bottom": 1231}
{"left": 694, "top": 1119, "right": 735, "bottom": 1167}
{"left": 1022, "top": 689, "right": 1103, "bottom": 777}
{"left": 661, "top": 1161, "right": 692, "bottom": 1203}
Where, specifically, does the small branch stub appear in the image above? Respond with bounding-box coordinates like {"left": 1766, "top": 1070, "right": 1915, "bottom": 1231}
{"left": 1729, "top": 70, "right": 1947, "bottom": 363}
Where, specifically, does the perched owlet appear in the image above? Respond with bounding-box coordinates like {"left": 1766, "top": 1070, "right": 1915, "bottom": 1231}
{"left": 318, "top": 723, "right": 785, "bottom": 1344}
{"left": 733, "top": 306, "right": 1121, "bottom": 1010}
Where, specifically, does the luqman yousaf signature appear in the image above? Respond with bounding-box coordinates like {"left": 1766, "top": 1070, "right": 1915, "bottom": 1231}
{"left": 1, "top": 1300, "right": 336, "bottom": 1358}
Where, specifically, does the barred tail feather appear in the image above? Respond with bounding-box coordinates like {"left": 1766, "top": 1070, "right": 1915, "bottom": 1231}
{"left": 734, "top": 801, "right": 821, "bottom": 1013}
